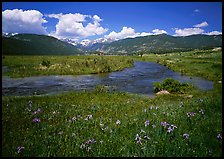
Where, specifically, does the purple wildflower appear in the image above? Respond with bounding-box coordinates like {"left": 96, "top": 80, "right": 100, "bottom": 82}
{"left": 16, "top": 146, "right": 25, "bottom": 153}
{"left": 144, "top": 120, "right": 150, "bottom": 127}
{"left": 32, "top": 118, "right": 41, "bottom": 123}
{"left": 183, "top": 133, "right": 190, "bottom": 139}
{"left": 160, "top": 121, "right": 169, "bottom": 127}
{"left": 135, "top": 134, "right": 142, "bottom": 145}
{"left": 167, "top": 126, "right": 174, "bottom": 133}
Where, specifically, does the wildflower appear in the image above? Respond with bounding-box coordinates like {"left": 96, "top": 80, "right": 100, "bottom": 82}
{"left": 167, "top": 126, "right": 174, "bottom": 133}
{"left": 80, "top": 143, "right": 85, "bottom": 149}
{"left": 16, "top": 146, "right": 25, "bottom": 153}
{"left": 87, "top": 146, "right": 91, "bottom": 152}
{"left": 150, "top": 106, "right": 153, "bottom": 110}
{"left": 170, "top": 124, "right": 177, "bottom": 129}
{"left": 217, "top": 133, "right": 222, "bottom": 140}
{"left": 183, "top": 133, "right": 190, "bottom": 139}
{"left": 152, "top": 124, "right": 156, "bottom": 128}
{"left": 84, "top": 114, "right": 93, "bottom": 120}
{"left": 100, "top": 140, "right": 103, "bottom": 144}
{"left": 153, "top": 113, "right": 156, "bottom": 116}
{"left": 187, "top": 112, "right": 196, "bottom": 117}
{"left": 143, "top": 135, "right": 150, "bottom": 140}
{"left": 160, "top": 121, "right": 169, "bottom": 127}
{"left": 199, "top": 109, "right": 205, "bottom": 115}
{"left": 72, "top": 116, "right": 77, "bottom": 121}
{"left": 144, "top": 120, "right": 150, "bottom": 127}
{"left": 155, "top": 106, "right": 158, "bottom": 110}
{"left": 32, "top": 108, "right": 41, "bottom": 115}
{"left": 32, "top": 118, "right": 41, "bottom": 123}
{"left": 28, "top": 100, "right": 32, "bottom": 107}
{"left": 144, "top": 108, "right": 147, "bottom": 113}
{"left": 140, "top": 129, "right": 146, "bottom": 134}
{"left": 116, "top": 120, "right": 121, "bottom": 125}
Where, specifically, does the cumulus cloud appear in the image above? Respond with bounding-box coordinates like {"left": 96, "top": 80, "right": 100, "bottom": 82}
{"left": 174, "top": 28, "right": 204, "bottom": 36}
{"left": 152, "top": 29, "right": 167, "bottom": 35}
{"left": 104, "top": 27, "right": 167, "bottom": 41}
{"left": 2, "top": 9, "right": 48, "bottom": 34}
{"left": 205, "top": 31, "right": 222, "bottom": 35}
{"left": 46, "top": 13, "right": 108, "bottom": 39}
{"left": 193, "top": 21, "right": 208, "bottom": 28}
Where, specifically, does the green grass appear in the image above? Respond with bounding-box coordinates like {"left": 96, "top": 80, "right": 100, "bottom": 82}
{"left": 2, "top": 49, "right": 222, "bottom": 157}
{"left": 2, "top": 55, "right": 134, "bottom": 78}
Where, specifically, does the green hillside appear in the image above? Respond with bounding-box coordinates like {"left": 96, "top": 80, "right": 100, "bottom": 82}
{"left": 90, "top": 34, "right": 222, "bottom": 54}
{"left": 2, "top": 34, "right": 81, "bottom": 55}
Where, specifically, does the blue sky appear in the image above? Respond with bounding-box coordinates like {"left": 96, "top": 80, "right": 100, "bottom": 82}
{"left": 2, "top": 2, "right": 222, "bottom": 42}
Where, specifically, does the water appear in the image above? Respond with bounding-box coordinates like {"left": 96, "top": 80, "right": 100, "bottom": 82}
{"left": 2, "top": 62, "right": 213, "bottom": 96}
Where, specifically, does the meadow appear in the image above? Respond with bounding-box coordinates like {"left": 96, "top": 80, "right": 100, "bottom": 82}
{"left": 2, "top": 49, "right": 222, "bottom": 157}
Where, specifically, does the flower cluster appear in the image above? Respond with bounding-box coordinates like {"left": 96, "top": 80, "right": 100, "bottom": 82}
{"left": 161, "top": 121, "right": 177, "bottom": 133}
{"left": 187, "top": 112, "right": 196, "bottom": 118}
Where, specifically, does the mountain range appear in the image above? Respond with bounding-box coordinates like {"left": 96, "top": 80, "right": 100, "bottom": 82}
{"left": 2, "top": 33, "right": 222, "bottom": 55}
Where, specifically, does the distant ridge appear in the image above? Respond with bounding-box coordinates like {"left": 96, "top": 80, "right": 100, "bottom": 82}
{"left": 2, "top": 34, "right": 81, "bottom": 55}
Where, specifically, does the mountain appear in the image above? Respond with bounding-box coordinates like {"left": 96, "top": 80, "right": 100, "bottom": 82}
{"left": 2, "top": 34, "right": 82, "bottom": 55}
{"left": 76, "top": 34, "right": 222, "bottom": 54}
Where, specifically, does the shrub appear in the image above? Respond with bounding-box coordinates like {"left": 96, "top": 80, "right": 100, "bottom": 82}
{"left": 41, "top": 60, "right": 51, "bottom": 67}
{"left": 153, "top": 78, "right": 192, "bottom": 93}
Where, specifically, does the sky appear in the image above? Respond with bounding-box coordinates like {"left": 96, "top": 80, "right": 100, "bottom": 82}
{"left": 2, "top": 2, "right": 222, "bottom": 42}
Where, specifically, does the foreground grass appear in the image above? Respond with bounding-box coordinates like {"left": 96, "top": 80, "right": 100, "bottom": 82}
{"left": 2, "top": 55, "right": 134, "bottom": 78}
{"left": 2, "top": 87, "right": 222, "bottom": 157}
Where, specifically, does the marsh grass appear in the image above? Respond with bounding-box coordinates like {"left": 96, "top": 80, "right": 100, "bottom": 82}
{"left": 2, "top": 55, "right": 134, "bottom": 78}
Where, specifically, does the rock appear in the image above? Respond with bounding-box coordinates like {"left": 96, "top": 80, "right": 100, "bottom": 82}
{"left": 156, "top": 90, "right": 170, "bottom": 95}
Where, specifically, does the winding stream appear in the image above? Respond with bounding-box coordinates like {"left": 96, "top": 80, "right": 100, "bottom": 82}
{"left": 2, "top": 61, "right": 213, "bottom": 96}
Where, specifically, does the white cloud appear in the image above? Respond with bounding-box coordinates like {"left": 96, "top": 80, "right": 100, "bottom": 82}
{"left": 205, "top": 31, "right": 222, "bottom": 35}
{"left": 104, "top": 27, "right": 136, "bottom": 41}
{"left": 152, "top": 29, "right": 167, "bottom": 35}
{"left": 194, "top": 9, "right": 200, "bottom": 12}
{"left": 2, "top": 9, "right": 48, "bottom": 34}
{"left": 104, "top": 27, "right": 167, "bottom": 41}
{"left": 46, "top": 13, "right": 108, "bottom": 39}
{"left": 174, "top": 28, "right": 204, "bottom": 36}
{"left": 193, "top": 21, "right": 208, "bottom": 28}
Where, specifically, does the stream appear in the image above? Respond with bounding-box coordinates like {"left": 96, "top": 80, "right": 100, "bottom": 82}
{"left": 2, "top": 61, "right": 213, "bottom": 96}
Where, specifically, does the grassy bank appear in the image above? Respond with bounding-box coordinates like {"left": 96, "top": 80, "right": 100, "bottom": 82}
{"left": 2, "top": 55, "right": 134, "bottom": 78}
{"left": 135, "top": 49, "right": 222, "bottom": 82}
